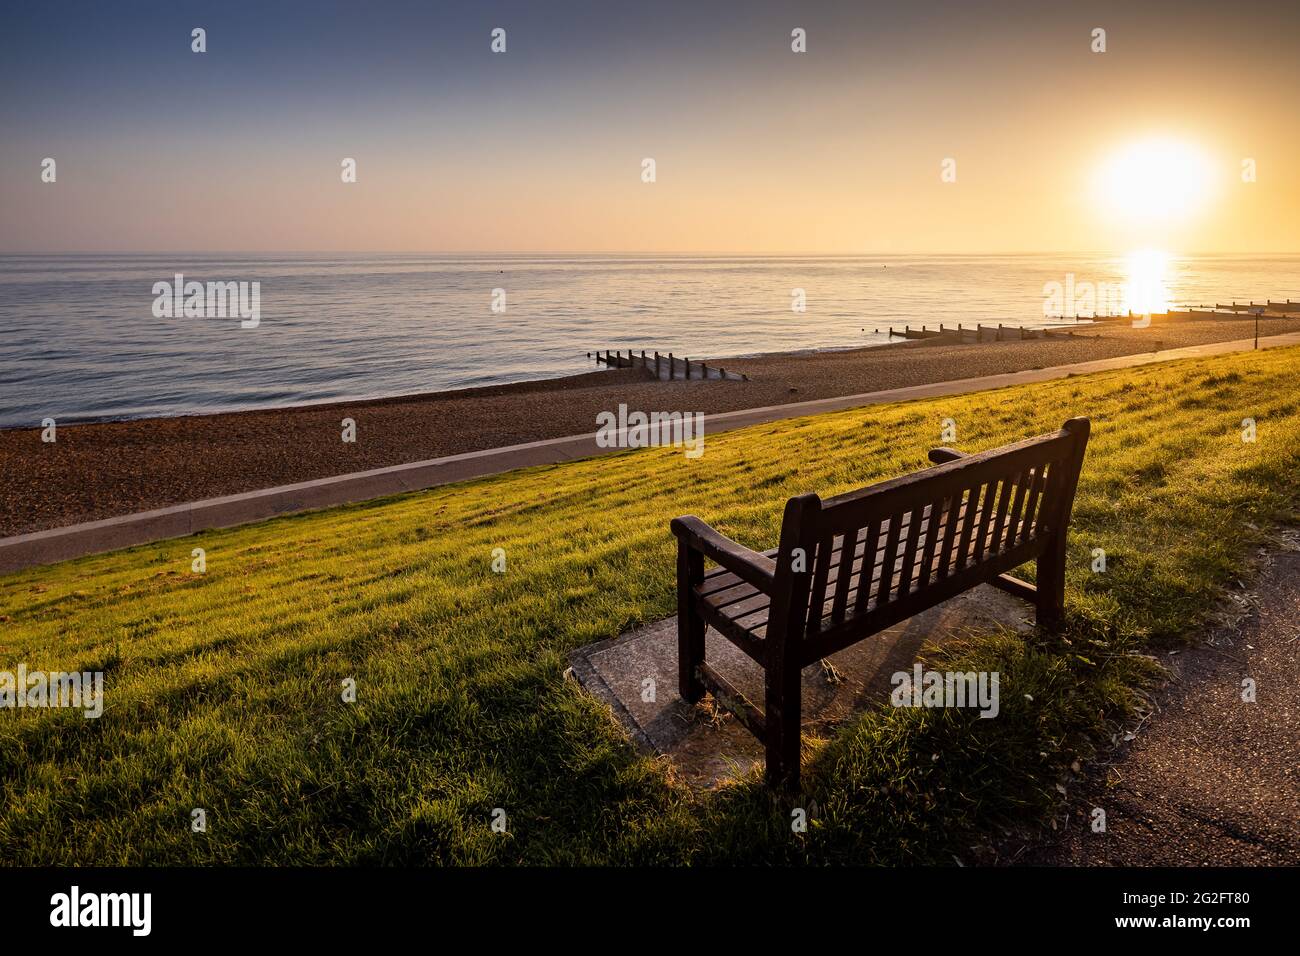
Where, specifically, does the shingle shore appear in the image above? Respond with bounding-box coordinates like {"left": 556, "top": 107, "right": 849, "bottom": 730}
{"left": 4, "top": 316, "right": 1298, "bottom": 536}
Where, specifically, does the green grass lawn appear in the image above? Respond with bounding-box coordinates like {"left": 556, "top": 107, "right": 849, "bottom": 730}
{"left": 3, "top": 347, "right": 1298, "bottom": 865}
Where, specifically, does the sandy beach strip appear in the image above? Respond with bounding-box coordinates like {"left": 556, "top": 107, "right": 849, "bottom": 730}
{"left": 4, "top": 314, "right": 1300, "bottom": 537}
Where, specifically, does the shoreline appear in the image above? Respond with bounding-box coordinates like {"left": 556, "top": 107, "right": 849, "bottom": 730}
{"left": 0, "top": 336, "right": 932, "bottom": 432}
{"left": 5, "top": 314, "right": 1300, "bottom": 537}
{"left": 1, "top": 322, "right": 1104, "bottom": 431}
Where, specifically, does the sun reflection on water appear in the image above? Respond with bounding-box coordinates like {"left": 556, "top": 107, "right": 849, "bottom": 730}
{"left": 1122, "top": 249, "right": 1173, "bottom": 316}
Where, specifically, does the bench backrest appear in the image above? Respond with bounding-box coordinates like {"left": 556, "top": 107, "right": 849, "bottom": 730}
{"left": 771, "top": 418, "right": 1090, "bottom": 653}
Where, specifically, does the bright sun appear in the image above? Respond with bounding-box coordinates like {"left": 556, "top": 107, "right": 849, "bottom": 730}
{"left": 1094, "top": 139, "right": 1216, "bottom": 224}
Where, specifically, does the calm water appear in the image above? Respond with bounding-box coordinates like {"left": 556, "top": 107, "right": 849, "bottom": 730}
{"left": 2, "top": 253, "right": 1297, "bottom": 426}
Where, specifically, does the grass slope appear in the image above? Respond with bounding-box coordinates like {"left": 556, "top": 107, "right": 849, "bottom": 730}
{"left": 2, "top": 347, "right": 1298, "bottom": 865}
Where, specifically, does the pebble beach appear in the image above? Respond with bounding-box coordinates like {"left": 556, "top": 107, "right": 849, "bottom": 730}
{"left": 4, "top": 314, "right": 1300, "bottom": 537}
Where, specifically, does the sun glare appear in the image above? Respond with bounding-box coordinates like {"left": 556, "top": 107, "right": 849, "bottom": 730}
{"left": 1122, "top": 248, "right": 1173, "bottom": 315}
{"left": 1094, "top": 139, "right": 1216, "bottom": 224}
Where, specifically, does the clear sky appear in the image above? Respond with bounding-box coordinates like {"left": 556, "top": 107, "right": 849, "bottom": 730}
{"left": 2, "top": 0, "right": 1297, "bottom": 254}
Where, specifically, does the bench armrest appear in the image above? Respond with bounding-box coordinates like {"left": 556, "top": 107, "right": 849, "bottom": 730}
{"left": 928, "top": 447, "right": 966, "bottom": 464}
{"left": 671, "top": 515, "right": 777, "bottom": 593}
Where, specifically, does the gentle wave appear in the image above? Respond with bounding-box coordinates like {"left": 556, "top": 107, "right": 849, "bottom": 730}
{"left": 1, "top": 253, "right": 1297, "bottom": 426}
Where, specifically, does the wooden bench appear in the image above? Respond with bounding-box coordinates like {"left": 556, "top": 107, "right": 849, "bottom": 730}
{"left": 670, "top": 417, "right": 1090, "bottom": 789}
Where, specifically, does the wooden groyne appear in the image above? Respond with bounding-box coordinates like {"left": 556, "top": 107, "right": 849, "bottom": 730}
{"left": 593, "top": 303, "right": 1295, "bottom": 378}
{"left": 589, "top": 349, "right": 748, "bottom": 381}
{"left": 1046, "top": 301, "right": 1300, "bottom": 322}
{"left": 1209, "top": 300, "right": 1300, "bottom": 314}
{"left": 875, "top": 323, "right": 1085, "bottom": 344}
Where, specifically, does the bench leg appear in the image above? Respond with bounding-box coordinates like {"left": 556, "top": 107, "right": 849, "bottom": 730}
{"left": 677, "top": 541, "right": 706, "bottom": 704}
{"left": 1035, "top": 538, "right": 1066, "bottom": 630}
{"left": 764, "top": 658, "right": 802, "bottom": 790}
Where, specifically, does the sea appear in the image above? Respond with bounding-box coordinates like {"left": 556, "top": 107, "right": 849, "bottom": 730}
{"left": 1, "top": 252, "right": 1297, "bottom": 427}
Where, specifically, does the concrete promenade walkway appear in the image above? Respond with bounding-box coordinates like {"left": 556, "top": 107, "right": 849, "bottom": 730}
{"left": 4, "top": 331, "right": 1298, "bottom": 575}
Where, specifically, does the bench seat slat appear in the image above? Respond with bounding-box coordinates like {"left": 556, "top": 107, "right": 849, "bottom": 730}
{"left": 696, "top": 546, "right": 781, "bottom": 597}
